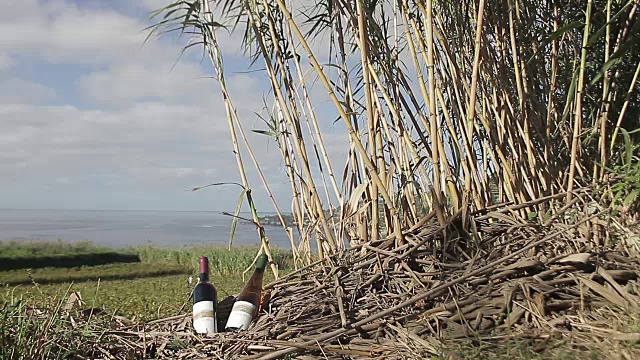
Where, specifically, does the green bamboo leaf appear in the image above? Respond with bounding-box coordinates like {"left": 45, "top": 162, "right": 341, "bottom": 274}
{"left": 143, "top": 14, "right": 192, "bottom": 43}
{"left": 591, "top": 35, "right": 640, "bottom": 85}
{"left": 591, "top": 57, "right": 622, "bottom": 86}
{"left": 203, "top": 21, "right": 225, "bottom": 29}
{"left": 622, "top": 128, "right": 632, "bottom": 166}
{"left": 611, "top": 183, "right": 624, "bottom": 192}
{"left": 562, "top": 67, "right": 580, "bottom": 123}
{"left": 586, "top": 0, "right": 635, "bottom": 48}
{"left": 252, "top": 129, "right": 275, "bottom": 136}
{"left": 180, "top": 2, "right": 197, "bottom": 36}
{"left": 190, "top": 182, "right": 244, "bottom": 191}
{"left": 147, "top": 1, "right": 187, "bottom": 20}
{"left": 623, "top": 191, "right": 638, "bottom": 207}
{"left": 228, "top": 189, "right": 248, "bottom": 249}
{"left": 527, "top": 21, "right": 583, "bottom": 64}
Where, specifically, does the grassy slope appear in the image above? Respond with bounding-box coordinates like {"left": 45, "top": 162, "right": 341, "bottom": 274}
{"left": 0, "top": 240, "right": 140, "bottom": 271}
{"left": 0, "top": 240, "right": 294, "bottom": 272}
{"left": 2, "top": 272, "right": 277, "bottom": 321}
{"left": 135, "top": 244, "right": 294, "bottom": 273}
{"left": 0, "top": 262, "right": 189, "bottom": 285}
{"left": 0, "top": 240, "right": 116, "bottom": 257}
{"left": 0, "top": 241, "right": 288, "bottom": 320}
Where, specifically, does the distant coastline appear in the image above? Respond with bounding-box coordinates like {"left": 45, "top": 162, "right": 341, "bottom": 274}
{"left": 0, "top": 209, "right": 291, "bottom": 249}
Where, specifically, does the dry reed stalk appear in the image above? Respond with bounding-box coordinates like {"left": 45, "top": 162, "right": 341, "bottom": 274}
{"left": 196, "top": 0, "right": 280, "bottom": 276}
{"left": 566, "top": 0, "right": 592, "bottom": 203}
{"left": 144, "top": 0, "right": 640, "bottom": 273}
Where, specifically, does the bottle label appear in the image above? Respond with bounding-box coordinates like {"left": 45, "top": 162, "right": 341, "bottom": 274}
{"left": 193, "top": 301, "right": 217, "bottom": 334}
{"left": 225, "top": 300, "right": 257, "bottom": 330}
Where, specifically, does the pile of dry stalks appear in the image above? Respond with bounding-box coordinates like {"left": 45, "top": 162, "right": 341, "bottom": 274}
{"left": 14, "top": 188, "right": 640, "bottom": 359}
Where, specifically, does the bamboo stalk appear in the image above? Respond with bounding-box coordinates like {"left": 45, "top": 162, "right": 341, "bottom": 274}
{"left": 610, "top": 61, "right": 640, "bottom": 151}
{"left": 545, "top": 1, "right": 559, "bottom": 194}
{"left": 246, "top": 1, "right": 338, "bottom": 254}
{"left": 272, "top": 0, "right": 403, "bottom": 243}
{"left": 465, "top": 0, "right": 486, "bottom": 199}
{"left": 566, "top": 0, "right": 592, "bottom": 203}
{"left": 200, "top": 0, "right": 279, "bottom": 277}
{"left": 149, "top": 0, "right": 640, "bottom": 265}
{"left": 355, "top": 0, "right": 380, "bottom": 242}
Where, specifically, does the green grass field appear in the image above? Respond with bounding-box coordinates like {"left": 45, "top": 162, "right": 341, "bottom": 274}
{"left": 0, "top": 239, "right": 116, "bottom": 257}
{"left": 0, "top": 262, "right": 188, "bottom": 285}
{"left": 2, "top": 272, "right": 278, "bottom": 321}
{"left": 0, "top": 241, "right": 288, "bottom": 320}
{"left": 134, "top": 243, "right": 294, "bottom": 273}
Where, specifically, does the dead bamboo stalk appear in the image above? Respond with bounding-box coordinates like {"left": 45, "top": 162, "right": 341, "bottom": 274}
{"left": 354, "top": 0, "right": 380, "bottom": 242}
{"left": 566, "top": 0, "right": 592, "bottom": 203}
{"left": 271, "top": 0, "right": 403, "bottom": 243}
{"left": 200, "top": 0, "right": 278, "bottom": 276}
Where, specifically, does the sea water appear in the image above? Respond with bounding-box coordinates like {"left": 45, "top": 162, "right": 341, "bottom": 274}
{"left": 0, "top": 209, "right": 291, "bottom": 249}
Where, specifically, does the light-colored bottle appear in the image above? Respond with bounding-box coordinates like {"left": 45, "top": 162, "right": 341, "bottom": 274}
{"left": 225, "top": 254, "right": 268, "bottom": 331}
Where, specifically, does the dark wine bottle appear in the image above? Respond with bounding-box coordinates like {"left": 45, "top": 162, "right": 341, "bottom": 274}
{"left": 225, "top": 254, "right": 268, "bottom": 331}
{"left": 193, "top": 256, "right": 217, "bottom": 334}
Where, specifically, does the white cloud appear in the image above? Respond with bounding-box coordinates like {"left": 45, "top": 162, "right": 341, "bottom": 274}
{"left": 0, "top": 0, "right": 355, "bottom": 211}
{"left": 0, "top": 102, "right": 226, "bottom": 173}
{"left": 0, "top": 95, "right": 294, "bottom": 205}
{"left": 0, "top": 79, "right": 56, "bottom": 104}
{"left": 75, "top": 61, "right": 213, "bottom": 106}
{"left": 0, "top": 1, "right": 148, "bottom": 65}
{"left": 159, "top": 167, "right": 218, "bottom": 179}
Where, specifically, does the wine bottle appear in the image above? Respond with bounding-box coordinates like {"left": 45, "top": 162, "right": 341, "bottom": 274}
{"left": 225, "top": 254, "right": 268, "bottom": 331}
{"left": 193, "top": 256, "right": 217, "bottom": 334}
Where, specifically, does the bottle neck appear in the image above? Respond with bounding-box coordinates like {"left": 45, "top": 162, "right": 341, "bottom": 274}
{"left": 198, "top": 256, "right": 210, "bottom": 282}
{"left": 244, "top": 267, "right": 264, "bottom": 286}
{"left": 255, "top": 254, "right": 268, "bottom": 272}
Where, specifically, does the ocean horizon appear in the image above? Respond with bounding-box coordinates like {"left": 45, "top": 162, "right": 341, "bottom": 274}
{"left": 0, "top": 208, "right": 292, "bottom": 249}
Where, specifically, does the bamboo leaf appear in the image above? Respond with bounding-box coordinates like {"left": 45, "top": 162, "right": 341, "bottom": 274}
{"left": 591, "top": 58, "right": 622, "bottom": 86}
{"left": 591, "top": 35, "right": 640, "bottom": 85}
{"left": 556, "top": 253, "right": 591, "bottom": 265}
{"left": 252, "top": 129, "right": 276, "bottom": 136}
{"left": 347, "top": 183, "right": 370, "bottom": 216}
{"left": 580, "top": 276, "right": 629, "bottom": 308}
{"left": 623, "top": 191, "right": 638, "bottom": 207}
{"left": 527, "top": 21, "right": 583, "bottom": 64}
{"left": 586, "top": 0, "right": 635, "bottom": 48}
{"left": 147, "top": 1, "right": 188, "bottom": 20}
{"left": 622, "top": 128, "right": 632, "bottom": 166}
{"left": 190, "top": 182, "right": 245, "bottom": 191}
{"left": 561, "top": 67, "right": 580, "bottom": 123}
{"left": 228, "top": 189, "right": 248, "bottom": 249}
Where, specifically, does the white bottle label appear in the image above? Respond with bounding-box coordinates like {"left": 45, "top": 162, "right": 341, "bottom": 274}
{"left": 193, "top": 301, "right": 217, "bottom": 334}
{"left": 225, "top": 300, "right": 257, "bottom": 330}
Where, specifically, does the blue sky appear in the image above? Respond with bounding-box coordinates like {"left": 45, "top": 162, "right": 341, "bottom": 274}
{"left": 0, "top": 0, "right": 349, "bottom": 212}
